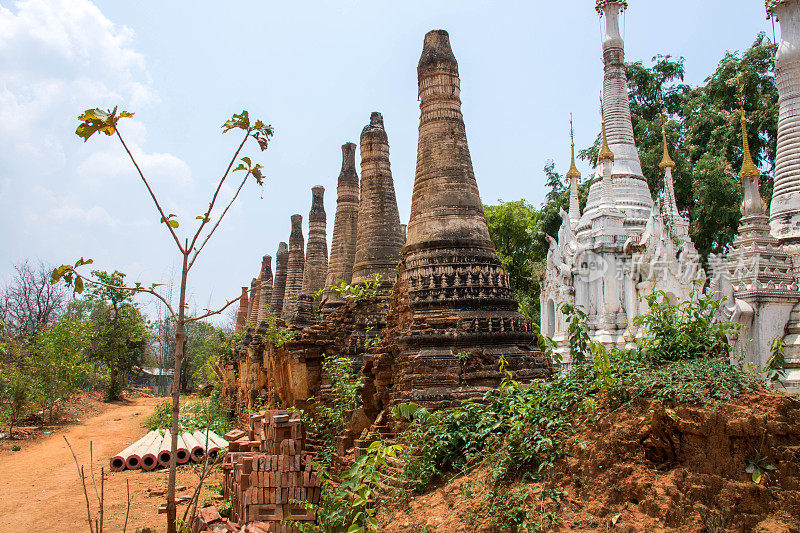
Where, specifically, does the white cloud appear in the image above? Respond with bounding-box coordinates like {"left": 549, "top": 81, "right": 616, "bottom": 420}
{"left": 26, "top": 185, "right": 119, "bottom": 228}
{"left": 75, "top": 119, "right": 193, "bottom": 188}
{"left": 0, "top": 0, "right": 159, "bottom": 170}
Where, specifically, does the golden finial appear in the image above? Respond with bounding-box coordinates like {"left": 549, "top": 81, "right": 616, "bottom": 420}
{"left": 737, "top": 93, "right": 760, "bottom": 180}
{"left": 566, "top": 114, "right": 581, "bottom": 180}
{"left": 598, "top": 120, "right": 614, "bottom": 163}
{"left": 659, "top": 112, "right": 675, "bottom": 170}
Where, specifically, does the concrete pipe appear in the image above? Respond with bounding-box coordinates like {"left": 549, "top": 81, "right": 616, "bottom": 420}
{"left": 140, "top": 430, "right": 164, "bottom": 471}
{"left": 192, "top": 430, "right": 219, "bottom": 460}
{"left": 125, "top": 430, "right": 161, "bottom": 470}
{"left": 182, "top": 431, "right": 204, "bottom": 463}
{"left": 175, "top": 432, "right": 190, "bottom": 464}
{"left": 110, "top": 430, "right": 155, "bottom": 471}
{"left": 207, "top": 430, "right": 229, "bottom": 450}
{"left": 157, "top": 430, "right": 172, "bottom": 467}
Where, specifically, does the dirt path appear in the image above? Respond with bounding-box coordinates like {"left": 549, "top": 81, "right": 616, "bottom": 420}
{"left": 0, "top": 396, "right": 221, "bottom": 533}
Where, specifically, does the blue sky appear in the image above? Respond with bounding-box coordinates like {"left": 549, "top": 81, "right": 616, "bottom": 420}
{"left": 0, "top": 0, "right": 773, "bottom": 323}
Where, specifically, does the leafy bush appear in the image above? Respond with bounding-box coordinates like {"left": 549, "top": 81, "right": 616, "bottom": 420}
{"left": 634, "top": 289, "right": 737, "bottom": 363}
{"left": 329, "top": 274, "right": 384, "bottom": 302}
{"left": 145, "top": 396, "right": 234, "bottom": 435}
{"left": 287, "top": 440, "right": 401, "bottom": 533}
{"left": 304, "top": 354, "right": 364, "bottom": 465}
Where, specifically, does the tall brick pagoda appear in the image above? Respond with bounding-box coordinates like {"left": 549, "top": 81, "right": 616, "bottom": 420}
{"left": 351, "top": 112, "right": 404, "bottom": 285}
{"left": 321, "top": 143, "right": 360, "bottom": 314}
{"left": 269, "top": 242, "right": 289, "bottom": 317}
{"left": 281, "top": 215, "right": 305, "bottom": 324}
{"left": 363, "top": 30, "right": 552, "bottom": 413}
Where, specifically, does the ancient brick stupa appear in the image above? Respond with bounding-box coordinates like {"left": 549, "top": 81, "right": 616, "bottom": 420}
{"left": 269, "top": 242, "right": 289, "bottom": 317}
{"left": 321, "top": 143, "right": 360, "bottom": 315}
{"left": 235, "top": 286, "right": 249, "bottom": 334}
{"left": 351, "top": 112, "right": 404, "bottom": 285}
{"left": 363, "top": 30, "right": 551, "bottom": 413}
{"left": 281, "top": 215, "right": 305, "bottom": 324}
{"left": 256, "top": 254, "right": 273, "bottom": 325}
{"left": 296, "top": 186, "right": 329, "bottom": 325}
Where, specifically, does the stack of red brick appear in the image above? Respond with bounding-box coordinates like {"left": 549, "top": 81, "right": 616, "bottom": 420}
{"left": 221, "top": 410, "right": 322, "bottom": 529}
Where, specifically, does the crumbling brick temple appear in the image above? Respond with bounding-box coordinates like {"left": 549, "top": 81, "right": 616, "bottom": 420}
{"left": 221, "top": 29, "right": 552, "bottom": 432}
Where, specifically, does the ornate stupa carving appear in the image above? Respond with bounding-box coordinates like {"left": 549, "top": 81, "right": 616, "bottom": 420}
{"left": 269, "top": 242, "right": 289, "bottom": 317}
{"left": 321, "top": 143, "right": 360, "bottom": 314}
{"left": 256, "top": 255, "right": 273, "bottom": 326}
{"left": 579, "top": 1, "right": 653, "bottom": 232}
{"left": 281, "top": 214, "right": 305, "bottom": 324}
{"left": 542, "top": 1, "right": 703, "bottom": 356}
{"left": 768, "top": 0, "right": 800, "bottom": 246}
{"left": 566, "top": 117, "right": 582, "bottom": 228}
{"left": 296, "top": 186, "right": 329, "bottom": 325}
{"left": 361, "top": 30, "right": 551, "bottom": 414}
{"left": 712, "top": 97, "right": 800, "bottom": 383}
{"left": 658, "top": 120, "right": 691, "bottom": 243}
{"left": 350, "top": 112, "right": 404, "bottom": 285}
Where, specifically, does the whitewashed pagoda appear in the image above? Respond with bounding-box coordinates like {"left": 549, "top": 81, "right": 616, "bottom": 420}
{"left": 541, "top": 0, "right": 703, "bottom": 360}
{"left": 543, "top": 0, "right": 800, "bottom": 391}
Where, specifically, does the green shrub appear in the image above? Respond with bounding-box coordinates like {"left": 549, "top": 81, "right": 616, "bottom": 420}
{"left": 144, "top": 395, "right": 234, "bottom": 435}
{"left": 286, "top": 440, "right": 401, "bottom": 533}
{"left": 634, "top": 289, "right": 737, "bottom": 363}
{"left": 395, "top": 292, "right": 761, "bottom": 526}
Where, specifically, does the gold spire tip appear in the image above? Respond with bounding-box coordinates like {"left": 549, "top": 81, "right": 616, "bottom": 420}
{"left": 566, "top": 115, "right": 581, "bottom": 180}
{"left": 598, "top": 119, "right": 614, "bottom": 163}
{"left": 738, "top": 102, "right": 760, "bottom": 180}
{"left": 659, "top": 117, "right": 675, "bottom": 170}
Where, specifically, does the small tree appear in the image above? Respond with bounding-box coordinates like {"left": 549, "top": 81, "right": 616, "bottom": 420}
{"left": 52, "top": 107, "right": 273, "bottom": 532}
{"left": 84, "top": 270, "right": 148, "bottom": 400}
{"left": 0, "top": 361, "right": 28, "bottom": 438}
{"left": 27, "top": 316, "right": 91, "bottom": 420}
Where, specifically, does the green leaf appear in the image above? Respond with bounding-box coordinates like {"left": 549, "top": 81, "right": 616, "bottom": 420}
{"left": 241, "top": 156, "right": 252, "bottom": 167}
{"left": 73, "top": 276, "right": 84, "bottom": 294}
{"left": 752, "top": 469, "right": 762, "bottom": 484}
{"left": 167, "top": 219, "right": 179, "bottom": 228}
{"left": 75, "top": 107, "right": 132, "bottom": 141}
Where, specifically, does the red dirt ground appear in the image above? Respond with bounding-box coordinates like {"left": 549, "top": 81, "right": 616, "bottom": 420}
{"left": 0, "top": 395, "right": 222, "bottom": 533}
{"left": 376, "top": 391, "right": 800, "bottom": 532}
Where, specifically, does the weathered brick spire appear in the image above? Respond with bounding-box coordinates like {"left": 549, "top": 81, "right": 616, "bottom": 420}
{"left": 281, "top": 215, "right": 305, "bottom": 323}
{"left": 351, "top": 112, "right": 404, "bottom": 285}
{"left": 235, "top": 286, "right": 249, "bottom": 334}
{"left": 300, "top": 186, "right": 329, "bottom": 299}
{"left": 269, "top": 242, "right": 289, "bottom": 317}
{"left": 247, "top": 277, "right": 259, "bottom": 325}
{"left": 375, "top": 30, "right": 551, "bottom": 409}
{"left": 322, "top": 143, "right": 360, "bottom": 313}
{"left": 257, "top": 254, "right": 273, "bottom": 325}
{"left": 297, "top": 186, "right": 329, "bottom": 324}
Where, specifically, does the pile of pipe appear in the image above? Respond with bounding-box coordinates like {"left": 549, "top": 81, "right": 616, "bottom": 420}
{"left": 110, "top": 429, "right": 229, "bottom": 472}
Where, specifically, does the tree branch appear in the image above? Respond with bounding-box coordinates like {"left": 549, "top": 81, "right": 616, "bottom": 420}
{"left": 184, "top": 279, "right": 266, "bottom": 323}
{"left": 188, "top": 130, "right": 251, "bottom": 255}
{"left": 187, "top": 169, "right": 252, "bottom": 270}
{"left": 115, "top": 130, "right": 185, "bottom": 253}
{"left": 68, "top": 269, "right": 178, "bottom": 321}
